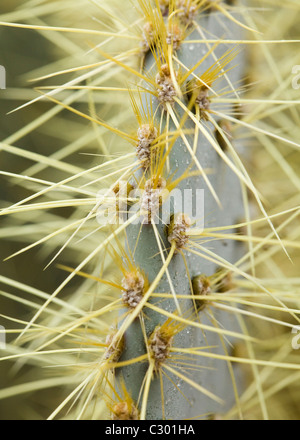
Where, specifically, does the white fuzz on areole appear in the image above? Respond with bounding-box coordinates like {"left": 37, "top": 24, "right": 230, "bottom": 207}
{"left": 177, "top": 0, "right": 197, "bottom": 26}
{"left": 122, "top": 271, "right": 145, "bottom": 308}
{"left": 104, "top": 332, "right": 124, "bottom": 363}
{"left": 149, "top": 327, "right": 173, "bottom": 371}
{"left": 166, "top": 24, "right": 183, "bottom": 50}
{"left": 156, "top": 64, "right": 178, "bottom": 108}
{"left": 167, "top": 213, "right": 192, "bottom": 251}
{"left": 136, "top": 124, "right": 158, "bottom": 168}
{"left": 140, "top": 176, "right": 167, "bottom": 223}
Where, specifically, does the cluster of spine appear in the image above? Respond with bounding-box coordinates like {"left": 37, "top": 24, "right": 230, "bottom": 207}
{"left": 167, "top": 213, "right": 191, "bottom": 251}
{"left": 136, "top": 125, "right": 158, "bottom": 168}
{"left": 121, "top": 271, "right": 145, "bottom": 308}
{"left": 155, "top": 64, "right": 178, "bottom": 108}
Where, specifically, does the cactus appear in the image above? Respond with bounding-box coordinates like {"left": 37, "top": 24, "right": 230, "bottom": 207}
{"left": 118, "top": 1, "right": 247, "bottom": 419}
{"left": 0, "top": 0, "right": 300, "bottom": 421}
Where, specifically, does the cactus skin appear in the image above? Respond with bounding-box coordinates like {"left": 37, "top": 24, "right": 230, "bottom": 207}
{"left": 118, "top": 7, "right": 247, "bottom": 419}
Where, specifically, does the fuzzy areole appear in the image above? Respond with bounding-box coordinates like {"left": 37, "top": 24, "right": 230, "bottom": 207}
{"left": 112, "top": 402, "right": 139, "bottom": 420}
{"left": 156, "top": 64, "right": 178, "bottom": 108}
{"left": 140, "top": 176, "right": 167, "bottom": 223}
{"left": 149, "top": 326, "right": 174, "bottom": 371}
{"left": 122, "top": 271, "right": 145, "bottom": 308}
{"left": 167, "top": 213, "right": 192, "bottom": 252}
{"left": 136, "top": 124, "right": 158, "bottom": 168}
